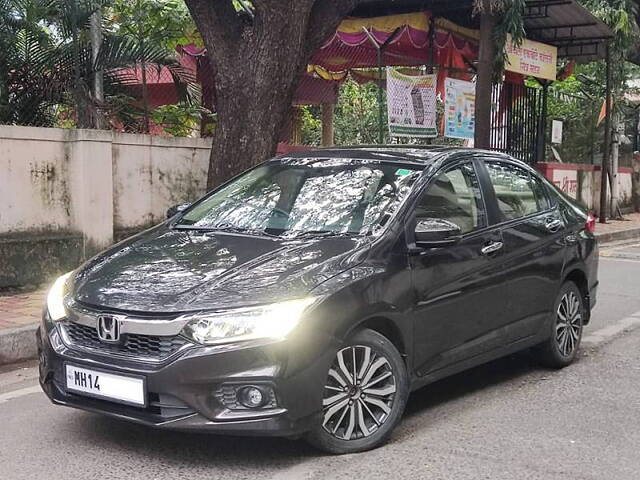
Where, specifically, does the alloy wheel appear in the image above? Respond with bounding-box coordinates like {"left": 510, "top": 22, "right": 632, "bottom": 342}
{"left": 321, "top": 345, "right": 397, "bottom": 441}
{"left": 556, "top": 291, "right": 582, "bottom": 357}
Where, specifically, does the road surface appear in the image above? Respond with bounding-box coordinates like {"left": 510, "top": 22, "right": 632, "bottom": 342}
{"left": 1, "top": 242, "right": 639, "bottom": 480}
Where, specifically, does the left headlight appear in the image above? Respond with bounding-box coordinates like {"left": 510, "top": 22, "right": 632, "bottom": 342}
{"left": 47, "top": 272, "right": 73, "bottom": 321}
{"left": 180, "top": 297, "right": 319, "bottom": 345}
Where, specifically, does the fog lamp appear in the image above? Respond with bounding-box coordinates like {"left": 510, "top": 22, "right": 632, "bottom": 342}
{"left": 238, "top": 386, "right": 266, "bottom": 409}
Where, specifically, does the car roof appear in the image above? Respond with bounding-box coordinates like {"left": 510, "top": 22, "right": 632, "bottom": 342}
{"left": 278, "top": 145, "right": 514, "bottom": 166}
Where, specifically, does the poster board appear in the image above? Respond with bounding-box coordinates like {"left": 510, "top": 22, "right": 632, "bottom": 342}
{"left": 444, "top": 78, "right": 476, "bottom": 140}
{"left": 386, "top": 67, "right": 437, "bottom": 138}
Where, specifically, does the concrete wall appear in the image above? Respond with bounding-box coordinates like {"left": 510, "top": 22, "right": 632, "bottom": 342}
{"left": 537, "top": 162, "right": 634, "bottom": 213}
{"left": 0, "top": 126, "right": 211, "bottom": 287}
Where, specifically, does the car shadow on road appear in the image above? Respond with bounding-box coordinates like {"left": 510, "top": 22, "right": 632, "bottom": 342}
{"left": 403, "top": 350, "right": 547, "bottom": 421}
{"left": 73, "top": 350, "right": 554, "bottom": 465}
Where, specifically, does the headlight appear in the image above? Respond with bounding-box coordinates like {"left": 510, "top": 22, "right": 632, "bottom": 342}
{"left": 47, "top": 272, "right": 73, "bottom": 321}
{"left": 180, "top": 297, "right": 319, "bottom": 345}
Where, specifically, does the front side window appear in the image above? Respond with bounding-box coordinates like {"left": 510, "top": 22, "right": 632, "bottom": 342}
{"left": 415, "top": 162, "right": 486, "bottom": 235}
{"left": 176, "top": 159, "right": 420, "bottom": 237}
{"left": 485, "top": 162, "right": 547, "bottom": 222}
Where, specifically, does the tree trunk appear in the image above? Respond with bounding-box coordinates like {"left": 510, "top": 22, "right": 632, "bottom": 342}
{"left": 475, "top": 1, "right": 497, "bottom": 149}
{"left": 207, "top": 44, "right": 307, "bottom": 188}
{"left": 610, "top": 111, "right": 620, "bottom": 218}
{"left": 185, "top": 0, "right": 371, "bottom": 191}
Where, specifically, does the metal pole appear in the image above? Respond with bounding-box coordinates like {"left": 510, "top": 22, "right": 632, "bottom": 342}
{"left": 599, "top": 43, "right": 612, "bottom": 224}
{"left": 363, "top": 27, "right": 401, "bottom": 145}
{"left": 377, "top": 48, "right": 384, "bottom": 144}
{"left": 535, "top": 81, "right": 549, "bottom": 163}
{"left": 634, "top": 106, "right": 640, "bottom": 153}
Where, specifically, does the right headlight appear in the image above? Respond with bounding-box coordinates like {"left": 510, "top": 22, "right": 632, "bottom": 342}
{"left": 180, "top": 297, "right": 319, "bottom": 345}
{"left": 46, "top": 272, "right": 73, "bottom": 321}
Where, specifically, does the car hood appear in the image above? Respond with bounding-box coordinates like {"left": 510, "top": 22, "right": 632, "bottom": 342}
{"left": 73, "top": 226, "right": 369, "bottom": 313}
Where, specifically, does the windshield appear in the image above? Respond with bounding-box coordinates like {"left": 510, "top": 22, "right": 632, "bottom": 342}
{"left": 176, "top": 158, "right": 421, "bottom": 237}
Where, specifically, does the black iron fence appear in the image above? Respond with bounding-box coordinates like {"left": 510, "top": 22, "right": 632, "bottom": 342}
{"left": 489, "top": 83, "right": 541, "bottom": 165}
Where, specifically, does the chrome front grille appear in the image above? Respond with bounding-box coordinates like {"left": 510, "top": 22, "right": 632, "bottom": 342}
{"left": 61, "top": 321, "right": 191, "bottom": 361}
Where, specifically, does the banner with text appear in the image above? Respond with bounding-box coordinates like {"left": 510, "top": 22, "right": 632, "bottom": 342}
{"left": 386, "top": 68, "right": 437, "bottom": 138}
{"left": 444, "top": 78, "right": 476, "bottom": 140}
{"left": 505, "top": 35, "right": 557, "bottom": 81}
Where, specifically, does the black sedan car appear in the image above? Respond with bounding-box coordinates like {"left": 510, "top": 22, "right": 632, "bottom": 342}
{"left": 38, "top": 147, "right": 598, "bottom": 454}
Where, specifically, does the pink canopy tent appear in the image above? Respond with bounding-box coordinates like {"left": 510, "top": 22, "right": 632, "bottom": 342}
{"left": 176, "top": 12, "right": 482, "bottom": 108}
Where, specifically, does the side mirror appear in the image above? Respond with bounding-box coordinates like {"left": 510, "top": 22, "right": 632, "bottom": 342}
{"left": 415, "top": 218, "right": 462, "bottom": 247}
{"left": 166, "top": 203, "right": 190, "bottom": 219}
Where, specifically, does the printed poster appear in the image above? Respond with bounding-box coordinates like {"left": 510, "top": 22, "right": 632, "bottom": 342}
{"left": 444, "top": 78, "right": 476, "bottom": 140}
{"left": 386, "top": 67, "right": 437, "bottom": 138}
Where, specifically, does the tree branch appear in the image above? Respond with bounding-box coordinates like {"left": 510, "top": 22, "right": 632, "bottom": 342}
{"left": 184, "top": 0, "right": 243, "bottom": 61}
{"left": 303, "top": 0, "right": 377, "bottom": 56}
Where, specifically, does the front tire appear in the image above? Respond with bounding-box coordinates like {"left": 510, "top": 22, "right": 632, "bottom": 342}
{"left": 535, "top": 281, "right": 584, "bottom": 369}
{"left": 306, "top": 328, "right": 409, "bottom": 454}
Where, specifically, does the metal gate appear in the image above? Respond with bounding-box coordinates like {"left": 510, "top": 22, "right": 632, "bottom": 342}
{"left": 490, "top": 83, "right": 542, "bottom": 165}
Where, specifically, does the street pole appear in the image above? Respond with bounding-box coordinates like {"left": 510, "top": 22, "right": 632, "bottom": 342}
{"left": 377, "top": 47, "right": 384, "bottom": 144}
{"left": 611, "top": 111, "right": 620, "bottom": 218}
{"left": 90, "top": 9, "right": 104, "bottom": 129}
{"left": 536, "top": 81, "right": 549, "bottom": 163}
{"left": 599, "top": 43, "right": 612, "bottom": 224}
{"left": 363, "top": 27, "right": 401, "bottom": 145}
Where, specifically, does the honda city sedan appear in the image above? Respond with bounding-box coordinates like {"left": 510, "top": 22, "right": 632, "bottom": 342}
{"left": 38, "top": 147, "right": 598, "bottom": 454}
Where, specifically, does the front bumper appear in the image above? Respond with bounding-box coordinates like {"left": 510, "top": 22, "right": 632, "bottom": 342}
{"left": 37, "top": 318, "right": 338, "bottom": 437}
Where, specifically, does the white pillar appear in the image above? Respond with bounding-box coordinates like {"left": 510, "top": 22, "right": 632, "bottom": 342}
{"left": 67, "top": 129, "right": 114, "bottom": 257}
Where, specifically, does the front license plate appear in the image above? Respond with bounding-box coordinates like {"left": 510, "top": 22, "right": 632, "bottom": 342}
{"left": 65, "top": 364, "right": 145, "bottom": 407}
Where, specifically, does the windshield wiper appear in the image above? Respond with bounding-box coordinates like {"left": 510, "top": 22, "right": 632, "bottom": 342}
{"left": 285, "top": 230, "right": 360, "bottom": 240}
{"left": 173, "top": 224, "right": 278, "bottom": 238}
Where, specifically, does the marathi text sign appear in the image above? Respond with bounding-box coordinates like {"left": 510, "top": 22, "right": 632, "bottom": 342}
{"left": 444, "top": 78, "right": 475, "bottom": 140}
{"left": 505, "top": 35, "right": 557, "bottom": 81}
{"left": 386, "top": 68, "right": 437, "bottom": 138}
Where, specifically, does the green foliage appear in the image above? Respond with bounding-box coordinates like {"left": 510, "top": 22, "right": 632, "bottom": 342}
{"left": 0, "top": 0, "right": 200, "bottom": 133}
{"left": 493, "top": 0, "right": 527, "bottom": 76}
{"left": 300, "top": 105, "right": 321, "bottom": 146}
{"left": 152, "top": 103, "right": 209, "bottom": 137}
{"left": 334, "top": 79, "right": 387, "bottom": 145}
{"left": 545, "top": 71, "right": 603, "bottom": 164}
{"left": 300, "top": 79, "right": 387, "bottom": 146}
{"left": 109, "top": 0, "right": 199, "bottom": 50}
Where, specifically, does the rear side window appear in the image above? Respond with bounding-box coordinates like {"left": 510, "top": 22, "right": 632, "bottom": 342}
{"left": 485, "top": 162, "right": 549, "bottom": 222}
{"left": 529, "top": 172, "right": 551, "bottom": 211}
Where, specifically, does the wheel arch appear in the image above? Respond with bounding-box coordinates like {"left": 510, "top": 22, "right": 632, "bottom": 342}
{"left": 563, "top": 267, "right": 591, "bottom": 323}
{"left": 347, "top": 316, "right": 409, "bottom": 365}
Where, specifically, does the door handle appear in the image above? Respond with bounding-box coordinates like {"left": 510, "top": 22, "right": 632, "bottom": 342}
{"left": 481, "top": 241, "right": 503, "bottom": 256}
{"left": 565, "top": 234, "right": 578, "bottom": 245}
{"left": 545, "top": 218, "right": 563, "bottom": 233}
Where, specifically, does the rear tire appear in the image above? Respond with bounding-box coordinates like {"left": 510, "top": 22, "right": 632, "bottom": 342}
{"left": 306, "top": 328, "right": 409, "bottom": 454}
{"left": 534, "top": 281, "right": 584, "bottom": 369}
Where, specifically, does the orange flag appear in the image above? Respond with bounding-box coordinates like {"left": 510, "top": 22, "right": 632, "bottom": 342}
{"left": 597, "top": 97, "right": 613, "bottom": 126}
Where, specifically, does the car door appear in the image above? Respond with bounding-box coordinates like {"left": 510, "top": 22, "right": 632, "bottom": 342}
{"left": 480, "top": 160, "right": 565, "bottom": 344}
{"left": 410, "top": 159, "right": 510, "bottom": 377}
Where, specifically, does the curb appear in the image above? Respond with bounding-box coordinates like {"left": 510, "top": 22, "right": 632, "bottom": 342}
{"left": 582, "top": 311, "right": 640, "bottom": 347}
{"left": 596, "top": 227, "right": 640, "bottom": 245}
{"left": 0, "top": 324, "right": 38, "bottom": 366}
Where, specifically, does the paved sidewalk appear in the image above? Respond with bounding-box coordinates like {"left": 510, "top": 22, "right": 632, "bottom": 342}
{"left": 0, "top": 213, "right": 639, "bottom": 366}
{"left": 0, "top": 290, "right": 45, "bottom": 330}
{"left": 595, "top": 212, "right": 640, "bottom": 243}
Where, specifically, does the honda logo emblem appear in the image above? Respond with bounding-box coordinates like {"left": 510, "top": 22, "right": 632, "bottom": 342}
{"left": 97, "top": 315, "right": 121, "bottom": 343}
